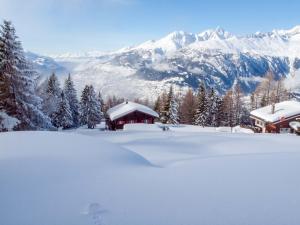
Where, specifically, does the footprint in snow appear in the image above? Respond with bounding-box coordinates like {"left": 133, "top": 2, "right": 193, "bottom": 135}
{"left": 82, "top": 203, "right": 108, "bottom": 225}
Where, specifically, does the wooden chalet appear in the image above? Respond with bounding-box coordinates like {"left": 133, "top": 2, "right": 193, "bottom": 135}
{"left": 106, "top": 101, "right": 159, "bottom": 130}
{"left": 250, "top": 101, "right": 300, "bottom": 133}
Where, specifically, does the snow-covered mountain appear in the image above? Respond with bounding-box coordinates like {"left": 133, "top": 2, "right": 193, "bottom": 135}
{"left": 29, "top": 26, "right": 300, "bottom": 100}
{"left": 25, "top": 51, "right": 67, "bottom": 76}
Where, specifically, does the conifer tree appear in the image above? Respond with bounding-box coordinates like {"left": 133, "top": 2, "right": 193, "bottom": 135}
{"left": 42, "top": 73, "right": 61, "bottom": 123}
{"left": 167, "top": 86, "right": 179, "bottom": 125}
{"left": 79, "top": 85, "right": 89, "bottom": 126}
{"left": 80, "top": 85, "right": 101, "bottom": 129}
{"left": 63, "top": 74, "right": 80, "bottom": 127}
{"left": 206, "top": 88, "right": 217, "bottom": 126}
{"left": 52, "top": 92, "right": 73, "bottom": 129}
{"left": 222, "top": 90, "right": 234, "bottom": 127}
{"left": 194, "top": 82, "right": 208, "bottom": 127}
{"left": 97, "top": 91, "right": 105, "bottom": 118}
{"left": 214, "top": 96, "right": 224, "bottom": 127}
{"left": 0, "top": 20, "right": 52, "bottom": 130}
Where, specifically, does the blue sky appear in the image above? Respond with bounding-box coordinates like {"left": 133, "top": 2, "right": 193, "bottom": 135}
{"left": 0, "top": 0, "right": 300, "bottom": 54}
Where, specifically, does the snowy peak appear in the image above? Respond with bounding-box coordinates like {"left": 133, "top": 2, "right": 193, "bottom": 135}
{"left": 198, "top": 27, "right": 233, "bottom": 40}
{"left": 133, "top": 30, "right": 198, "bottom": 53}
{"left": 274, "top": 25, "right": 300, "bottom": 36}
{"left": 130, "top": 28, "right": 234, "bottom": 53}
{"left": 162, "top": 30, "right": 198, "bottom": 46}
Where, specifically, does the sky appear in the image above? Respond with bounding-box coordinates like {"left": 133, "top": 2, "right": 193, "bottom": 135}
{"left": 1, "top": 0, "right": 300, "bottom": 55}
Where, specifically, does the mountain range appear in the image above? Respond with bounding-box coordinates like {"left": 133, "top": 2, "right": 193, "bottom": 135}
{"left": 26, "top": 26, "right": 300, "bottom": 100}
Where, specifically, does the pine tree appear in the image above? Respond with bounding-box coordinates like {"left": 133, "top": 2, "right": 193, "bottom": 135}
{"left": 222, "top": 90, "right": 234, "bottom": 127}
{"left": 214, "top": 96, "right": 224, "bottom": 127}
{"left": 0, "top": 21, "right": 17, "bottom": 116}
{"left": 63, "top": 74, "right": 80, "bottom": 127}
{"left": 0, "top": 20, "right": 52, "bottom": 130}
{"left": 52, "top": 92, "right": 73, "bottom": 129}
{"left": 206, "top": 88, "right": 217, "bottom": 126}
{"left": 194, "top": 82, "right": 208, "bottom": 127}
{"left": 167, "top": 86, "right": 179, "bottom": 125}
{"left": 79, "top": 85, "right": 89, "bottom": 126}
{"left": 97, "top": 91, "right": 105, "bottom": 119}
{"left": 42, "top": 73, "right": 61, "bottom": 124}
{"left": 80, "top": 85, "right": 101, "bottom": 129}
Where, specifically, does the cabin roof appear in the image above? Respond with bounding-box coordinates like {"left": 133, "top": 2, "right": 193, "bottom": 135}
{"left": 107, "top": 101, "right": 159, "bottom": 121}
{"left": 250, "top": 100, "right": 300, "bottom": 123}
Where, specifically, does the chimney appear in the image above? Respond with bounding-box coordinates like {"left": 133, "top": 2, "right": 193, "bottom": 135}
{"left": 271, "top": 103, "right": 275, "bottom": 114}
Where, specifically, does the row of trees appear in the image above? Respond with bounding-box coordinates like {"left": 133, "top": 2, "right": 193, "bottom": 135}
{"left": 154, "top": 71, "right": 292, "bottom": 127}
{"left": 0, "top": 20, "right": 105, "bottom": 131}
{"left": 38, "top": 73, "right": 104, "bottom": 129}
{"left": 154, "top": 83, "right": 250, "bottom": 127}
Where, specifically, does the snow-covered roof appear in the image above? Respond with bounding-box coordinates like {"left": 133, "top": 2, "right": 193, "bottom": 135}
{"left": 107, "top": 101, "right": 159, "bottom": 121}
{"left": 250, "top": 101, "right": 300, "bottom": 123}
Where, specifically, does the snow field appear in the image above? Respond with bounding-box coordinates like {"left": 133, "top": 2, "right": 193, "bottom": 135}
{"left": 1, "top": 127, "right": 300, "bottom": 225}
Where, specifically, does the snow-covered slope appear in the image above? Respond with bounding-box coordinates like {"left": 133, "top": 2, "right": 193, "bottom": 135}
{"left": 32, "top": 26, "right": 300, "bottom": 100}
{"left": 1, "top": 129, "right": 300, "bottom": 225}
{"left": 25, "top": 51, "right": 67, "bottom": 76}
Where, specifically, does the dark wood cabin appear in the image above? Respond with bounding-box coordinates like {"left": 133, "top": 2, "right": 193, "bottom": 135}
{"left": 106, "top": 101, "right": 159, "bottom": 130}
{"left": 108, "top": 110, "right": 156, "bottom": 130}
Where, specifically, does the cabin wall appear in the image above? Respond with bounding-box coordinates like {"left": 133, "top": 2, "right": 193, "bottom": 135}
{"left": 266, "top": 115, "right": 300, "bottom": 133}
{"left": 108, "top": 111, "right": 156, "bottom": 130}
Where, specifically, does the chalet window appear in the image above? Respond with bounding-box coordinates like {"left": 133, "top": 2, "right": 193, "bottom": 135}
{"left": 255, "top": 120, "right": 264, "bottom": 127}
{"left": 144, "top": 119, "right": 148, "bottom": 124}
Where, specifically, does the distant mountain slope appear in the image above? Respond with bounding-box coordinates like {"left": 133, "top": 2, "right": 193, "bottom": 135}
{"left": 30, "top": 26, "right": 300, "bottom": 100}
{"left": 25, "top": 51, "right": 67, "bottom": 77}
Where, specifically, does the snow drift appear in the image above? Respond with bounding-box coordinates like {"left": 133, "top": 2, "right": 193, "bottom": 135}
{"left": 1, "top": 129, "right": 300, "bottom": 225}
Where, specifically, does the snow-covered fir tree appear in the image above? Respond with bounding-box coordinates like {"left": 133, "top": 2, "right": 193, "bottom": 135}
{"left": 0, "top": 114, "right": 5, "bottom": 131}
{"left": 222, "top": 90, "right": 235, "bottom": 127}
{"left": 63, "top": 74, "right": 80, "bottom": 127}
{"left": 80, "top": 85, "right": 101, "bottom": 129}
{"left": 214, "top": 96, "right": 224, "bottom": 127}
{"left": 206, "top": 88, "right": 217, "bottom": 126}
{"left": 194, "top": 82, "right": 208, "bottom": 127}
{"left": 0, "top": 20, "right": 52, "bottom": 130}
{"left": 167, "top": 86, "right": 179, "bottom": 125}
{"left": 52, "top": 91, "right": 73, "bottom": 129}
{"left": 41, "top": 73, "right": 61, "bottom": 121}
{"left": 97, "top": 91, "right": 105, "bottom": 118}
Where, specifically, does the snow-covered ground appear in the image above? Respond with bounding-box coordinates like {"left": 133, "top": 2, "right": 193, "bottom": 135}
{"left": 1, "top": 125, "right": 300, "bottom": 225}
